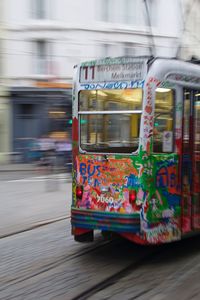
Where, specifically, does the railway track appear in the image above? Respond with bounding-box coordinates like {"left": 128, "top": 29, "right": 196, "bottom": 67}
{"left": 71, "top": 246, "right": 161, "bottom": 300}
{"left": 0, "top": 215, "right": 69, "bottom": 239}
{"left": 0, "top": 238, "right": 117, "bottom": 293}
{"left": 1, "top": 216, "right": 200, "bottom": 299}
{"left": 71, "top": 236, "right": 200, "bottom": 300}
{"left": 1, "top": 234, "right": 161, "bottom": 300}
{"left": 0, "top": 218, "right": 119, "bottom": 290}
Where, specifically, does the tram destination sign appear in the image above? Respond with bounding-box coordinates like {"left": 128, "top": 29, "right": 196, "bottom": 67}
{"left": 80, "top": 58, "right": 148, "bottom": 83}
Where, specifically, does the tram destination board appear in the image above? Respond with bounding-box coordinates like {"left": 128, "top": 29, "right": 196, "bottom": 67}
{"left": 80, "top": 57, "right": 148, "bottom": 83}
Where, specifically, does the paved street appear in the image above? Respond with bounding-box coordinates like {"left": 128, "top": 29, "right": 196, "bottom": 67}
{"left": 0, "top": 217, "right": 147, "bottom": 299}
{"left": 86, "top": 235, "right": 200, "bottom": 300}
{"left": 1, "top": 217, "right": 200, "bottom": 300}
{"left": 1, "top": 170, "right": 200, "bottom": 300}
{"left": 0, "top": 170, "right": 71, "bottom": 237}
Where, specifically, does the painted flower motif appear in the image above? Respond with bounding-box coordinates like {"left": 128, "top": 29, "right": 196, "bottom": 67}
{"left": 84, "top": 184, "right": 90, "bottom": 191}
{"left": 145, "top": 105, "right": 152, "bottom": 114}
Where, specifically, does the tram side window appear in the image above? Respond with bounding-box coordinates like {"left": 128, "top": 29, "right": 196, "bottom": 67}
{"left": 153, "top": 88, "right": 174, "bottom": 153}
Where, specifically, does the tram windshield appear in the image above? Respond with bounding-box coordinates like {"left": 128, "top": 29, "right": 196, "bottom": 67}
{"left": 79, "top": 88, "right": 142, "bottom": 153}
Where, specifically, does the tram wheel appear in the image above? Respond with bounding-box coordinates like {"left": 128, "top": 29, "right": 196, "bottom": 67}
{"left": 74, "top": 231, "right": 94, "bottom": 242}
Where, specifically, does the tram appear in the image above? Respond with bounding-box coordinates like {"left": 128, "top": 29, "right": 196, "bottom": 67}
{"left": 71, "top": 56, "right": 200, "bottom": 245}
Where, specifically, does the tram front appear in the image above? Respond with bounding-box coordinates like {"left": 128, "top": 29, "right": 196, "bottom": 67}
{"left": 71, "top": 57, "right": 152, "bottom": 244}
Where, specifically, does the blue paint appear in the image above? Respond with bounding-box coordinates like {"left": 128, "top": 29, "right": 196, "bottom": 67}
{"left": 94, "top": 178, "right": 100, "bottom": 187}
{"left": 156, "top": 166, "right": 169, "bottom": 188}
{"left": 80, "top": 163, "right": 101, "bottom": 177}
{"left": 162, "top": 191, "right": 180, "bottom": 207}
{"left": 124, "top": 174, "right": 139, "bottom": 188}
{"left": 80, "top": 80, "right": 144, "bottom": 90}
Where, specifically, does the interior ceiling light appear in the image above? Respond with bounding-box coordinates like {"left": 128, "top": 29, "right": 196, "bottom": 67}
{"left": 90, "top": 90, "right": 107, "bottom": 96}
{"left": 97, "top": 91, "right": 107, "bottom": 97}
{"left": 156, "top": 88, "right": 171, "bottom": 93}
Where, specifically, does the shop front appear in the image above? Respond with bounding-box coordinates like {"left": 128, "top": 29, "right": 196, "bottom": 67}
{"left": 11, "top": 86, "right": 72, "bottom": 162}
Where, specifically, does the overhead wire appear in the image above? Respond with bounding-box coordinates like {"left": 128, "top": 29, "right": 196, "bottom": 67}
{"left": 143, "top": 0, "right": 156, "bottom": 57}
{"left": 176, "top": 0, "right": 197, "bottom": 58}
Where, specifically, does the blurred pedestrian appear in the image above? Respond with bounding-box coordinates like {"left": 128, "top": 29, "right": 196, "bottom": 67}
{"left": 28, "top": 138, "right": 41, "bottom": 163}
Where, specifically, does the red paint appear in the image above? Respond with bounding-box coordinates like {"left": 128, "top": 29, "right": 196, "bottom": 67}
{"left": 72, "top": 227, "right": 92, "bottom": 236}
{"left": 76, "top": 186, "right": 83, "bottom": 199}
{"left": 72, "top": 117, "right": 78, "bottom": 142}
{"left": 120, "top": 232, "right": 147, "bottom": 245}
{"left": 129, "top": 190, "right": 136, "bottom": 203}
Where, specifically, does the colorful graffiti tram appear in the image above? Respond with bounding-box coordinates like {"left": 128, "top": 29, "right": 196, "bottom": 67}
{"left": 71, "top": 56, "right": 200, "bottom": 245}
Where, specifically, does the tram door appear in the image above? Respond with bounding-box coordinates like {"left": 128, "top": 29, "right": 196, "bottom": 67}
{"left": 182, "top": 90, "right": 200, "bottom": 233}
{"left": 192, "top": 92, "right": 200, "bottom": 229}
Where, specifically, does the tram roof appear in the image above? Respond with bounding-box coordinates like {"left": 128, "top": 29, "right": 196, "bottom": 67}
{"left": 76, "top": 55, "right": 200, "bottom": 69}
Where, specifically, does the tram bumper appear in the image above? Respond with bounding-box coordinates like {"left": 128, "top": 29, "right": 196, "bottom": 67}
{"left": 71, "top": 208, "right": 140, "bottom": 235}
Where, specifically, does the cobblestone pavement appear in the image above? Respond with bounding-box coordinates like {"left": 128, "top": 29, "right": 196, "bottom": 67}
{"left": 1, "top": 218, "right": 200, "bottom": 300}
{"left": 0, "top": 219, "right": 149, "bottom": 299}
{"left": 1, "top": 171, "right": 200, "bottom": 300}
{"left": 0, "top": 173, "right": 71, "bottom": 237}
{"left": 87, "top": 235, "right": 200, "bottom": 300}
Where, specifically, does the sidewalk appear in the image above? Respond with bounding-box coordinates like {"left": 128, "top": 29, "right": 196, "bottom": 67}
{"left": 0, "top": 163, "right": 35, "bottom": 172}
{"left": 0, "top": 170, "right": 71, "bottom": 237}
{"left": 0, "top": 163, "right": 68, "bottom": 172}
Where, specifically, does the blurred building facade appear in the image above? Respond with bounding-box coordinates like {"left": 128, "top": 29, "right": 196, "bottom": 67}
{"left": 1, "top": 0, "right": 200, "bottom": 162}
{"left": 177, "top": 0, "right": 200, "bottom": 59}
{"left": 0, "top": 1, "right": 11, "bottom": 163}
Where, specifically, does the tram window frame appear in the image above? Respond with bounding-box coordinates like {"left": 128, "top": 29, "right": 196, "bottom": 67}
{"left": 78, "top": 89, "right": 143, "bottom": 154}
{"left": 153, "top": 89, "right": 175, "bottom": 153}
{"left": 194, "top": 90, "right": 200, "bottom": 152}
{"left": 183, "top": 89, "right": 200, "bottom": 152}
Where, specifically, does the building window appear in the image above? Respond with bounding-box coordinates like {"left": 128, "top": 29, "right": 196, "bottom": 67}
{"left": 101, "top": 0, "right": 111, "bottom": 22}
{"left": 0, "top": 39, "right": 2, "bottom": 77}
{"left": 102, "top": 44, "right": 109, "bottom": 57}
{"left": 100, "top": 43, "right": 123, "bottom": 58}
{"left": 124, "top": 0, "right": 136, "bottom": 24}
{"left": 101, "top": 0, "right": 123, "bottom": 23}
{"left": 123, "top": 43, "right": 135, "bottom": 56}
{"left": 101, "top": 0, "right": 145, "bottom": 25}
{"left": 34, "top": 40, "right": 49, "bottom": 74}
{"left": 32, "top": 0, "right": 51, "bottom": 19}
{"left": 147, "top": 0, "right": 157, "bottom": 27}
{"left": 18, "top": 104, "right": 35, "bottom": 119}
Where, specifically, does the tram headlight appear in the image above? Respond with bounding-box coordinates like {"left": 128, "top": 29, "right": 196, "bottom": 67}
{"left": 129, "top": 190, "right": 136, "bottom": 204}
{"left": 76, "top": 185, "right": 83, "bottom": 199}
